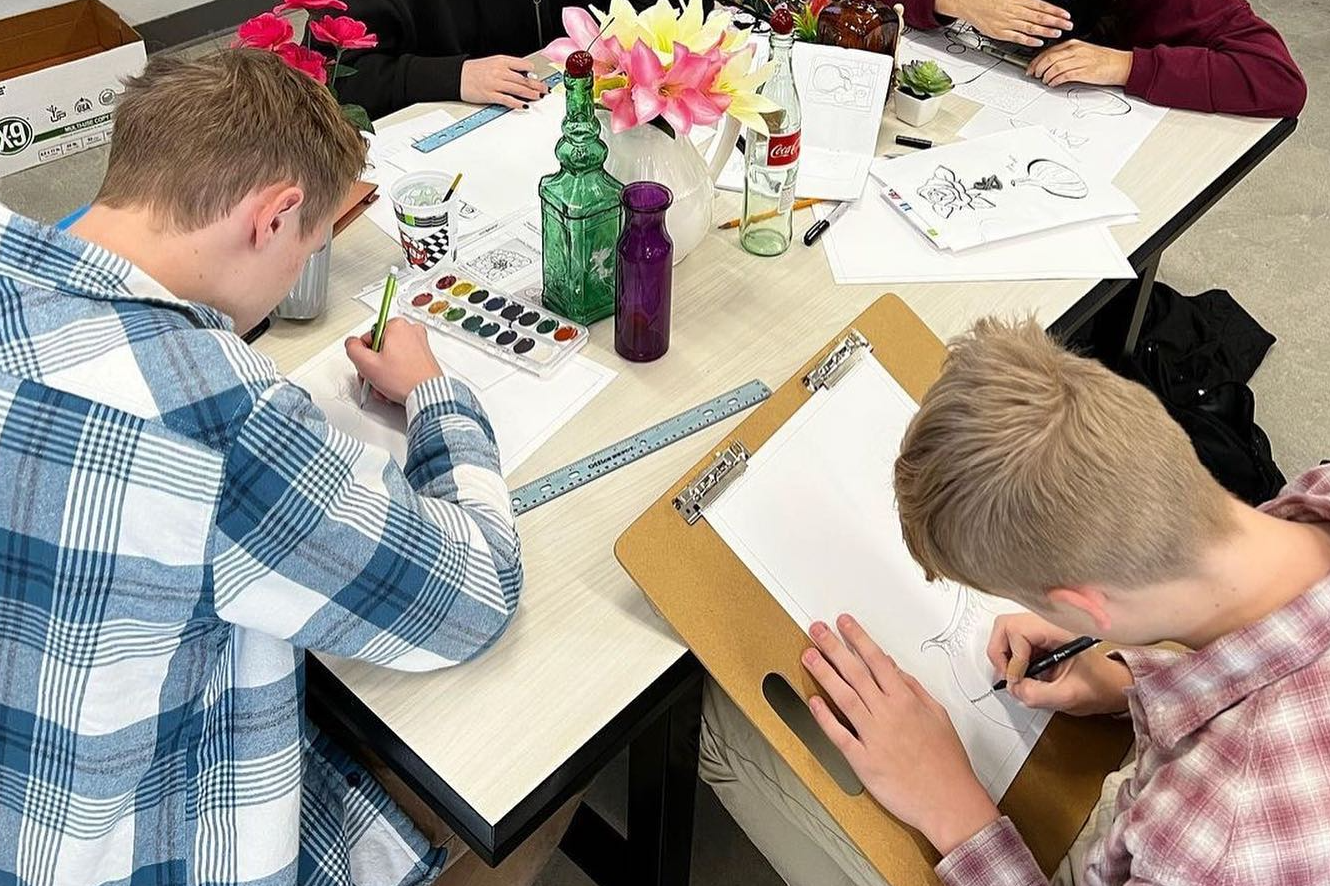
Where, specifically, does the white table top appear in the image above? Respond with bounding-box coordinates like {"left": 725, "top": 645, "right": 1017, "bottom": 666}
{"left": 253, "top": 86, "right": 1279, "bottom": 826}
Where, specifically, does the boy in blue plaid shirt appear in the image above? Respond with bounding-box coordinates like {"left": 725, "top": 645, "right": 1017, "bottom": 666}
{"left": 0, "top": 50, "right": 526, "bottom": 886}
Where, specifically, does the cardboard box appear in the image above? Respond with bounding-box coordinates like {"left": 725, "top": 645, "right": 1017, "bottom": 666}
{"left": 0, "top": 0, "right": 146, "bottom": 177}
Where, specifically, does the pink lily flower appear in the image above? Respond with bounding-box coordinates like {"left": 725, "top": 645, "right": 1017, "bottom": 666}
{"left": 601, "top": 40, "right": 726, "bottom": 134}
{"left": 543, "top": 7, "right": 623, "bottom": 78}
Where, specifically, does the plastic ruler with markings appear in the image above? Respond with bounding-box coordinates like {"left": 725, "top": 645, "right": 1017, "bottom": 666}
{"left": 411, "top": 72, "right": 565, "bottom": 154}
{"left": 509, "top": 379, "right": 772, "bottom": 516}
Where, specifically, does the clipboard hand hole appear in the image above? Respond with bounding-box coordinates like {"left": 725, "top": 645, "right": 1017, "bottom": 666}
{"left": 761, "top": 673, "right": 865, "bottom": 797}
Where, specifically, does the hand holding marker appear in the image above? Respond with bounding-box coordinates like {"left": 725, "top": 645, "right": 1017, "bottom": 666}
{"left": 982, "top": 635, "right": 1102, "bottom": 699}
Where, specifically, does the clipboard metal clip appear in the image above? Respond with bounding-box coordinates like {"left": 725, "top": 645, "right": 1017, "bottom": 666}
{"left": 674, "top": 441, "right": 750, "bottom": 525}
{"left": 803, "top": 329, "right": 872, "bottom": 393}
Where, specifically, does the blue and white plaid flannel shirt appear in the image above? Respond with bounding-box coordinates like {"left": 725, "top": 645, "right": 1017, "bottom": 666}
{"left": 0, "top": 205, "right": 522, "bottom": 886}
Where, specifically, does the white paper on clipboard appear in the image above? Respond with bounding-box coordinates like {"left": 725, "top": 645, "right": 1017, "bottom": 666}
{"left": 704, "top": 356, "right": 1052, "bottom": 799}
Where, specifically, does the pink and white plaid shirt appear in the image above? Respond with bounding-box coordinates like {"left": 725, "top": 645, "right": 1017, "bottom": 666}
{"left": 936, "top": 465, "right": 1330, "bottom": 886}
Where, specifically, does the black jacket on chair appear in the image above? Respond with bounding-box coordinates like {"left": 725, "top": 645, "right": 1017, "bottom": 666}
{"left": 339, "top": 0, "right": 658, "bottom": 118}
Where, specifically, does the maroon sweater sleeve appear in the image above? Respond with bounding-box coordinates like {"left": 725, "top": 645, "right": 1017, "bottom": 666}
{"left": 1118, "top": 0, "right": 1306, "bottom": 117}
{"left": 899, "top": 0, "right": 951, "bottom": 30}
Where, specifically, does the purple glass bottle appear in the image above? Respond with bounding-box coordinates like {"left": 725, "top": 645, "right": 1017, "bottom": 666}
{"left": 615, "top": 182, "right": 674, "bottom": 362}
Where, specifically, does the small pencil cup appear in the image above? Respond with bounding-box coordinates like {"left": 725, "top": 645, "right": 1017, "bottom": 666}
{"left": 391, "top": 171, "right": 457, "bottom": 272}
{"left": 615, "top": 182, "right": 674, "bottom": 363}
{"left": 273, "top": 233, "right": 332, "bottom": 320}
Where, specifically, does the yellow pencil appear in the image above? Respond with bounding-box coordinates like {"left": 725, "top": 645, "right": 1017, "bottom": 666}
{"left": 718, "top": 198, "right": 824, "bottom": 230}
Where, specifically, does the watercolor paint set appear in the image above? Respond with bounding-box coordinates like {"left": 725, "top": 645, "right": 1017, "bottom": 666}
{"left": 396, "top": 270, "right": 589, "bottom": 377}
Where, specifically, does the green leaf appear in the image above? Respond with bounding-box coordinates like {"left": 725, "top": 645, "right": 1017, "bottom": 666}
{"left": 333, "top": 63, "right": 358, "bottom": 79}
{"left": 341, "top": 103, "right": 374, "bottom": 133}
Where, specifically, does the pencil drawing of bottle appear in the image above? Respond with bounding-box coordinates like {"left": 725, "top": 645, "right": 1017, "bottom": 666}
{"left": 539, "top": 51, "right": 624, "bottom": 325}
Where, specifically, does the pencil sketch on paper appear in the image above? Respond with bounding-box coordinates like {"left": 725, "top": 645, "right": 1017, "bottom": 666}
{"left": 1069, "top": 87, "right": 1131, "bottom": 119}
{"left": 921, "top": 585, "right": 1044, "bottom": 732}
{"left": 966, "top": 157, "right": 1089, "bottom": 200}
{"left": 808, "top": 60, "right": 877, "bottom": 110}
{"left": 917, "top": 165, "right": 996, "bottom": 218}
{"left": 465, "top": 239, "right": 535, "bottom": 282}
{"left": 1010, "top": 116, "right": 1089, "bottom": 151}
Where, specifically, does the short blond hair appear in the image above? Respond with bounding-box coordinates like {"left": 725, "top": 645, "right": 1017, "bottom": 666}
{"left": 96, "top": 49, "right": 366, "bottom": 236}
{"left": 895, "top": 318, "right": 1233, "bottom": 603}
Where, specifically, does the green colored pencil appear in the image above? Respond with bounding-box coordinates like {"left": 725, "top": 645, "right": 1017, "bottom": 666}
{"left": 359, "top": 265, "right": 399, "bottom": 407}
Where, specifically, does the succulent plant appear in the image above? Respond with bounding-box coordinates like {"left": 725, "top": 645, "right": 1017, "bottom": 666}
{"left": 898, "top": 59, "right": 954, "bottom": 99}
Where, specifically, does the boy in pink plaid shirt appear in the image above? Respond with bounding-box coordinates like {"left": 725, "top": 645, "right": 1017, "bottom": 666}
{"left": 797, "top": 319, "right": 1330, "bottom": 885}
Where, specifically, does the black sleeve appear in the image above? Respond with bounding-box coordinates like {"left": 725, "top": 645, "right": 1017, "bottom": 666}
{"left": 337, "top": 0, "right": 466, "bottom": 118}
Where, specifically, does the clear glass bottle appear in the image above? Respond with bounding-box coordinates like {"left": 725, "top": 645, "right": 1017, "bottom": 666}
{"left": 539, "top": 52, "right": 624, "bottom": 324}
{"left": 741, "top": 7, "right": 802, "bottom": 257}
{"left": 615, "top": 182, "right": 674, "bottom": 362}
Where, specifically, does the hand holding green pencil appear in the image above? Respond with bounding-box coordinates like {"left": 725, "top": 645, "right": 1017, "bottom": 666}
{"left": 345, "top": 267, "right": 446, "bottom": 405}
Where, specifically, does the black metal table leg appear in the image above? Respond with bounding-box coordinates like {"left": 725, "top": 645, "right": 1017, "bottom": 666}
{"left": 627, "top": 674, "right": 703, "bottom": 886}
{"left": 560, "top": 667, "right": 704, "bottom": 886}
{"left": 1121, "top": 252, "right": 1161, "bottom": 361}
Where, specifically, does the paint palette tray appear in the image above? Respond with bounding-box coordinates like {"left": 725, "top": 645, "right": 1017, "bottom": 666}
{"left": 397, "top": 271, "right": 588, "bottom": 378}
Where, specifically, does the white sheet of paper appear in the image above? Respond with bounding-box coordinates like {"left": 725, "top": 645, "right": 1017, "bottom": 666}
{"left": 958, "top": 86, "right": 1167, "bottom": 178}
{"left": 717, "top": 43, "right": 891, "bottom": 201}
{"left": 287, "top": 318, "right": 615, "bottom": 477}
{"left": 705, "top": 357, "right": 1052, "bottom": 799}
{"left": 813, "top": 185, "right": 1134, "bottom": 283}
{"left": 876, "top": 127, "right": 1137, "bottom": 251}
{"left": 453, "top": 209, "right": 546, "bottom": 301}
{"left": 384, "top": 96, "right": 564, "bottom": 221}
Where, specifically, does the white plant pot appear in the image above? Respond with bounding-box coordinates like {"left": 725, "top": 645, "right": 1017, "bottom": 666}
{"left": 597, "top": 112, "right": 729, "bottom": 265}
{"left": 894, "top": 90, "right": 943, "bottom": 128}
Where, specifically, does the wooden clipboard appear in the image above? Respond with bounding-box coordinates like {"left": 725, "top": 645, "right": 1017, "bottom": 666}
{"left": 616, "top": 294, "right": 1132, "bottom": 885}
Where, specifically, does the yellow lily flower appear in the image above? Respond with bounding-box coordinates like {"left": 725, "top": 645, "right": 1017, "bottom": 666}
{"left": 712, "top": 46, "right": 779, "bottom": 135}
{"left": 631, "top": 0, "right": 733, "bottom": 58}
{"left": 591, "top": 0, "right": 647, "bottom": 51}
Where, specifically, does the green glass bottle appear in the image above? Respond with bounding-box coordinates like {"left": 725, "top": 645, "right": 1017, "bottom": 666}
{"left": 539, "top": 51, "right": 624, "bottom": 325}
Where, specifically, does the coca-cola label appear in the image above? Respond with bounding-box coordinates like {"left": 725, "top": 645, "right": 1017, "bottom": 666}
{"left": 766, "top": 130, "right": 801, "bottom": 167}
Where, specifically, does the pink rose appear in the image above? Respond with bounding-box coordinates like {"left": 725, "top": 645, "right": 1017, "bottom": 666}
{"left": 272, "top": 0, "right": 347, "bottom": 12}
{"left": 275, "top": 42, "right": 329, "bottom": 84}
{"left": 232, "top": 12, "right": 294, "bottom": 50}
{"left": 309, "top": 15, "right": 379, "bottom": 50}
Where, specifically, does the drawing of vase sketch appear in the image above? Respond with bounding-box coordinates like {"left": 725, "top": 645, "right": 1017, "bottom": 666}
{"left": 1069, "top": 87, "right": 1131, "bottom": 119}
{"left": 809, "top": 60, "right": 877, "bottom": 110}
{"left": 920, "top": 584, "right": 1044, "bottom": 731}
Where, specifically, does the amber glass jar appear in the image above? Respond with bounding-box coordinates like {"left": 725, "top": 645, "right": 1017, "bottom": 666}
{"left": 815, "top": 0, "right": 903, "bottom": 56}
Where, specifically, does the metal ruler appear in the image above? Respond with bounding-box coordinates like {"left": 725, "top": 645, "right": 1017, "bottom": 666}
{"left": 412, "top": 72, "right": 565, "bottom": 154}
{"left": 509, "top": 379, "right": 772, "bottom": 516}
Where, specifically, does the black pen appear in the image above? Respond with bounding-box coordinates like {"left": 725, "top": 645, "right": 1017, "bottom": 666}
{"left": 802, "top": 201, "right": 849, "bottom": 246}
{"left": 990, "top": 636, "right": 1101, "bottom": 693}
{"left": 895, "top": 134, "right": 933, "bottom": 150}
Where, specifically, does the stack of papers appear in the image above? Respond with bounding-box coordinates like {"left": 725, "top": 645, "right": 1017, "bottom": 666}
{"left": 900, "top": 29, "right": 1166, "bottom": 178}
{"left": 717, "top": 43, "right": 893, "bottom": 201}
{"left": 876, "top": 127, "right": 1137, "bottom": 252}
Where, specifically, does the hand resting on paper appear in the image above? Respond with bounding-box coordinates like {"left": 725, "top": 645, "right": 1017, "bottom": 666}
{"left": 988, "top": 613, "right": 1134, "bottom": 716}
{"left": 345, "top": 318, "right": 444, "bottom": 405}
{"left": 802, "top": 614, "right": 1001, "bottom": 855}
{"left": 1026, "top": 39, "right": 1133, "bottom": 88}
{"left": 936, "top": 0, "right": 1074, "bottom": 48}
{"left": 461, "top": 56, "right": 549, "bottom": 109}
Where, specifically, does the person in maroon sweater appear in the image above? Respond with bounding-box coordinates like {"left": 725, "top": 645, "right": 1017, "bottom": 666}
{"left": 903, "top": 0, "right": 1307, "bottom": 117}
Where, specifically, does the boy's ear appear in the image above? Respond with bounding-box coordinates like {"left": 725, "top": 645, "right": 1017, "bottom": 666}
{"left": 250, "top": 183, "right": 306, "bottom": 248}
{"left": 1046, "top": 585, "right": 1113, "bottom": 633}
